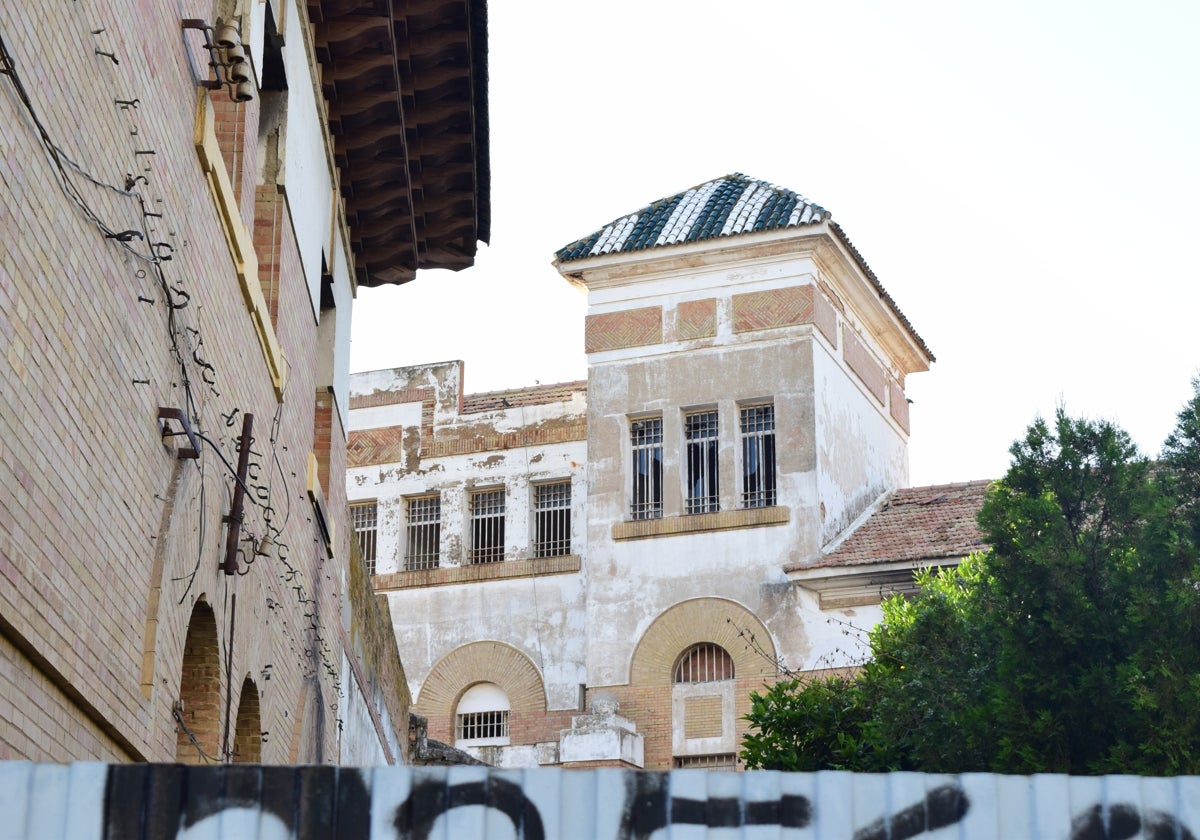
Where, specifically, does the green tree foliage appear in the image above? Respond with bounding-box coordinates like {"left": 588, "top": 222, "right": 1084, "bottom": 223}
{"left": 742, "top": 383, "right": 1200, "bottom": 775}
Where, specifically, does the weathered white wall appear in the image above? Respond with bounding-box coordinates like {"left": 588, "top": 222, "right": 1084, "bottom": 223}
{"left": 12, "top": 762, "right": 1200, "bottom": 840}
{"left": 338, "top": 654, "right": 392, "bottom": 767}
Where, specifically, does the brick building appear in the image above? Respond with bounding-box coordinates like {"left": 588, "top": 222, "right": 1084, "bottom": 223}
{"left": 0, "top": 0, "right": 487, "bottom": 764}
{"left": 346, "top": 174, "right": 989, "bottom": 770}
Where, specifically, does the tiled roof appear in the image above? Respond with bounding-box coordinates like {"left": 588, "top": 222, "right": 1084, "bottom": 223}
{"left": 555, "top": 174, "right": 829, "bottom": 263}
{"left": 796, "top": 480, "right": 992, "bottom": 571}
{"left": 461, "top": 380, "right": 588, "bottom": 413}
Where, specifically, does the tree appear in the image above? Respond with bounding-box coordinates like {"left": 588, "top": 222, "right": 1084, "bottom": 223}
{"left": 742, "top": 384, "right": 1200, "bottom": 774}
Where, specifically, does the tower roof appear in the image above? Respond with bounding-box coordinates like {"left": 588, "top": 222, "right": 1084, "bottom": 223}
{"left": 555, "top": 173, "right": 829, "bottom": 263}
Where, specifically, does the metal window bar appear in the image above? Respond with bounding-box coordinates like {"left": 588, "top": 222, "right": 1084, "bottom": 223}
{"left": 405, "top": 495, "right": 441, "bottom": 571}
{"left": 673, "top": 753, "right": 738, "bottom": 769}
{"left": 685, "top": 411, "right": 719, "bottom": 514}
{"left": 470, "top": 489, "right": 506, "bottom": 563}
{"left": 740, "top": 404, "right": 777, "bottom": 508}
{"left": 630, "top": 418, "right": 663, "bottom": 520}
{"left": 673, "top": 642, "right": 735, "bottom": 683}
{"left": 534, "top": 481, "right": 572, "bottom": 558}
{"left": 349, "top": 501, "right": 378, "bottom": 575}
{"left": 456, "top": 710, "right": 509, "bottom": 741}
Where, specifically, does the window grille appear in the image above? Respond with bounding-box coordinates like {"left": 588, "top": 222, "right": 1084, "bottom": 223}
{"left": 470, "top": 488, "right": 506, "bottom": 563}
{"left": 673, "top": 643, "right": 735, "bottom": 683}
{"left": 673, "top": 753, "right": 738, "bottom": 769}
{"left": 456, "top": 710, "right": 509, "bottom": 742}
{"left": 349, "top": 501, "right": 378, "bottom": 575}
{"left": 685, "top": 411, "right": 719, "bottom": 514}
{"left": 630, "top": 417, "right": 663, "bottom": 520}
{"left": 404, "top": 495, "right": 441, "bottom": 571}
{"left": 534, "top": 481, "right": 571, "bottom": 558}
{"left": 740, "top": 404, "right": 777, "bottom": 508}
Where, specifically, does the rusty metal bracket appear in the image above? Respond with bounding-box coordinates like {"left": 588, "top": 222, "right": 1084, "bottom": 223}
{"left": 157, "top": 407, "right": 200, "bottom": 459}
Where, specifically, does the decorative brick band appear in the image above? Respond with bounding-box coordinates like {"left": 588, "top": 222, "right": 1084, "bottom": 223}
{"left": 612, "top": 506, "right": 789, "bottom": 541}
{"left": 811, "top": 287, "right": 839, "bottom": 347}
{"left": 374, "top": 554, "right": 581, "bottom": 591}
{"left": 347, "top": 425, "right": 408, "bottom": 468}
{"left": 426, "top": 421, "right": 587, "bottom": 457}
{"left": 349, "top": 387, "right": 435, "bottom": 411}
{"left": 585, "top": 306, "right": 663, "bottom": 353}
{"left": 889, "top": 378, "right": 910, "bottom": 433}
{"left": 841, "top": 328, "right": 886, "bottom": 405}
{"left": 732, "top": 285, "right": 814, "bottom": 333}
{"left": 675, "top": 298, "right": 717, "bottom": 341}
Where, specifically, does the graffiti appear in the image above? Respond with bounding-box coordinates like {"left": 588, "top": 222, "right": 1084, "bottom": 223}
{"left": 70, "top": 764, "right": 1197, "bottom": 840}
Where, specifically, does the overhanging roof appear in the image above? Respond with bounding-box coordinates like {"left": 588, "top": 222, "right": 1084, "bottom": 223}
{"left": 307, "top": 0, "right": 491, "bottom": 287}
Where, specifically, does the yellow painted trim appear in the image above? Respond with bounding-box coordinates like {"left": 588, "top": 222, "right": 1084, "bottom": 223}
{"left": 193, "top": 91, "right": 287, "bottom": 400}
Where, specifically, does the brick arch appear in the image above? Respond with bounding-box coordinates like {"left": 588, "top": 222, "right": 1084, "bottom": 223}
{"left": 233, "top": 675, "right": 261, "bottom": 763}
{"left": 176, "top": 598, "right": 220, "bottom": 764}
{"left": 629, "top": 597, "right": 778, "bottom": 687}
{"left": 417, "top": 641, "right": 546, "bottom": 717}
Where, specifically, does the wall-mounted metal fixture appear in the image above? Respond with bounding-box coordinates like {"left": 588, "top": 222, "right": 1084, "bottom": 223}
{"left": 157, "top": 407, "right": 201, "bottom": 459}
{"left": 181, "top": 18, "right": 254, "bottom": 102}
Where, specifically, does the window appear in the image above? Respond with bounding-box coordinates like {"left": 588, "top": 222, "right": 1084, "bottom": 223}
{"left": 349, "top": 501, "right": 378, "bottom": 575}
{"left": 673, "top": 643, "right": 735, "bottom": 683}
{"left": 405, "top": 495, "right": 440, "bottom": 571}
{"left": 685, "top": 411, "right": 719, "bottom": 514}
{"left": 740, "top": 404, "right": 776, "bottom": 508}
{"left": 630, "top": 417, "right": 663, "bottom": 520}
{"left": 470, "top": 488, "right": 506, "bottom": 563}
{"left": 455, "top": 683, "right": 510, "bottom": 746}
{"left": 674, "top": 754, "right": 737, "bottom": 769}
{"left": 534, "top": 481, "right": 571, "bottom": 557}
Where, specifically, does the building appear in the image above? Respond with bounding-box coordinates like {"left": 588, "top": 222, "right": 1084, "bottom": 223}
{"left": 347, "top": 174, "right": 988, "bottom": 770}
{"left": 0, "top": 0, "right": 487, "bottom": 764}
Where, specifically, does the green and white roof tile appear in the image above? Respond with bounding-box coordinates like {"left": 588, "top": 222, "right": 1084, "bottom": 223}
{"left": 555, "top": 173, "right": 830, "bottom": 263}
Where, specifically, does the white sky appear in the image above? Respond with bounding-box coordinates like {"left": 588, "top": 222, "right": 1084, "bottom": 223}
{"left": 351, "top": 0, "right": 1200, "bottom": 487}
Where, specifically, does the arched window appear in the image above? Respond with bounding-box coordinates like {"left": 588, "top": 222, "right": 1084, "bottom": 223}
{"left": 176, "top": 600, "right": 220, "bottom": 763}
{"left": 673, "top": 643, "right": 735, "bottom": 684}
{"left": 455, "top": 682, "right": 510, "bottom": 746}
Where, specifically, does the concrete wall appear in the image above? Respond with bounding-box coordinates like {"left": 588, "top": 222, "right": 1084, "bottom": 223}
{"left": 6, "top": 762, "right": 1200, "bottom": 839}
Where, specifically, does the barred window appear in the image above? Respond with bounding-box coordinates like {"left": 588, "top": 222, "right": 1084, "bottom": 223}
{"left": 673, "top": 754, "right": 738, "bottom": 769}
{"left": 630, "top": 417, "right": 663, "bottom": 520}
{"left": 534, "top": 481, "right": 571, "bottom": 558}
{"left": 740, "top": 404, "right": 776, "bottom": 508}
{"left": 470, "top": 488, "right": 506, "bottom": 563}
{"left": 404, "top": 495, "right": 441, "bottom": 571}
{"left": 455, "top": 682, "right": 510, "bottom": 746}
{"left": 349, "top": 501, "right": 378, "bottom": 575}
{"left": 685, "top": 411, "right": 719, "bottom": 514}
{"left": 673, "top": 643, "right": 735, "bottom": 683}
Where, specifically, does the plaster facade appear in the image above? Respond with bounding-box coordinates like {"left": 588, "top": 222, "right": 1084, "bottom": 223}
{"left": 347, "top": 176, "right": 935, "bottom": 770}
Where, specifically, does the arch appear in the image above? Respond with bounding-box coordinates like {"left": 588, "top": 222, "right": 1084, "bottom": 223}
{"left": 629, "top": 597, "right": 778, "bottom": 687}
{"left": 454, "top": 682, "right": 511, "bottom": 746}
{"left": 176, "top": 598, "right": 221, "bottom": 763}
{"left": 233, "top": 675, "right": 262, "bottom": 763}
{"left": 417, "top": 641, "right": 546, "bottom": 717}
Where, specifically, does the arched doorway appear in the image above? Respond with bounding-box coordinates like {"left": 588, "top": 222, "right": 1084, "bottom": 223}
{"left": 233, "top": 676, "right": 261, "bottom": 762}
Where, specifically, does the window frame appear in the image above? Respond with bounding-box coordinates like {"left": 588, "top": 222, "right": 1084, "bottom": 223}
{"left": 469, "top": 487, "right": 507, "bottom": 564}
{"left": 684, "top": 409, "right": 720, "bottom": 514}
{"left": 630, "top": 416, "right": 664, "bottom": 520}
{"left": 455, "top": 682, "right": 511, "bottom": 747}
{"left": 348, "top": 500, "right": 378, "bottom": 575}
{"left": 404, "top": 494, "right": 441, "bottom": 571}
{"left": 533, "top": 480, "right": 572, "bottom": 558}
{"left": 739, "top": 403, "right": 777, "bottom": 508}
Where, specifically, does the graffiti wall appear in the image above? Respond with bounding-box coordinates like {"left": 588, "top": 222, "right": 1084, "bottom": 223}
{"left": 1, "top": 762, "right": 1197, "bottom": 840}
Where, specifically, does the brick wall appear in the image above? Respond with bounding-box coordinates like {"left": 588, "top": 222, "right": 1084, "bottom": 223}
{"left": 0, "top": 1, "right": 384, "bottom": 765}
